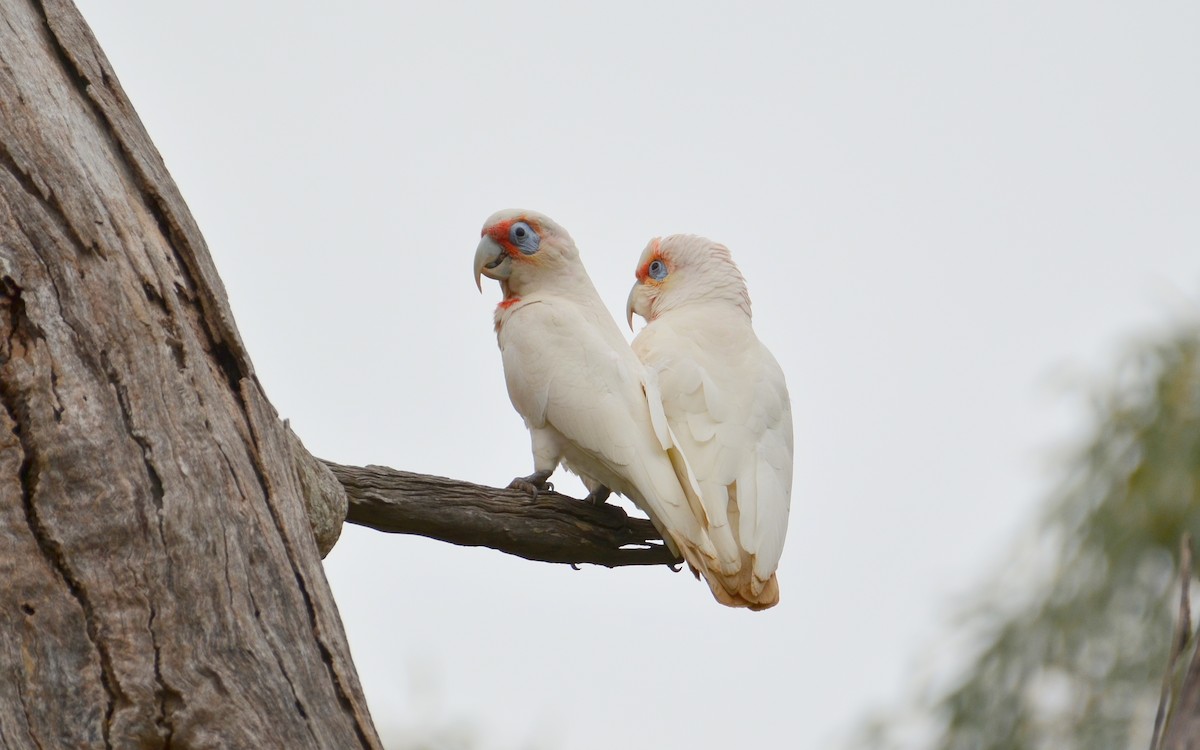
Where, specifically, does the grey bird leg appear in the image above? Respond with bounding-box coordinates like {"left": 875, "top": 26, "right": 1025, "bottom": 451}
{"left": 508, "top": 469, "right": 554, "bottom": 498}
{"left": 583, "top": 486, "right": 612, "bottom": 506}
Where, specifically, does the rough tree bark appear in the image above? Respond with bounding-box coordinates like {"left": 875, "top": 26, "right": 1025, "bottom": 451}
{"left": 0, "top": 0, "right": 378, "bottom": 747}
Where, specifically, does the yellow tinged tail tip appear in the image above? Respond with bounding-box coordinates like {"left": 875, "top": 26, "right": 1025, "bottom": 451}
{"left": 707, "top": 573, "right": 780, "bottom": 611}
{"left": 677, "top": 540, "right": 781, "bottom": 610}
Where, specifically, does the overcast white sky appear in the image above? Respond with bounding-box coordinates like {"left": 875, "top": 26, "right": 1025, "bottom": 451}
{"left": 75, "top": 2, "right": 1198, "bottom": 747}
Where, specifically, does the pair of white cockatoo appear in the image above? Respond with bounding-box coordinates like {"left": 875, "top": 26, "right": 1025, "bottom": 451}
{"left": 473, "top": 209, "right": 792, "bottom": 610}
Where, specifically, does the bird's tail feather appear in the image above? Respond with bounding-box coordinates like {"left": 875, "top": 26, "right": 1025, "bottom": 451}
{"left": 675, "top": 543, "right": 780, "bottom": 610}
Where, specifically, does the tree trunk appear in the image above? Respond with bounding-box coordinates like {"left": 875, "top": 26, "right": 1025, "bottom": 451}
{"left": 0, "top": 0, "right": 380, "bottom": 747}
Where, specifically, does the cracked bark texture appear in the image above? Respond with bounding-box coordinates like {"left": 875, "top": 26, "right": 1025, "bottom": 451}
{"left": 0, "top": 0, "right": 379, "bottom": 747}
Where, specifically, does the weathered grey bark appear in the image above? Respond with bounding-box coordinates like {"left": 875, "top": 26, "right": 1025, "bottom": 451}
{"left": 293, "top": 432, "right": 348, "bottom": 557}
{"left": 0, "top": 1, "right": 378, "bottom": 747}
{"left": 330, "top": 462, "right": 683, "bottom": 568}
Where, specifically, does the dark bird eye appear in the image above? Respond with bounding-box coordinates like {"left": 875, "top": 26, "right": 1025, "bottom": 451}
{"left": 648, "top": 259, "right": 668, "bottom": 280}
{"left": 509, "top": 221, "right": 540, "bottom": 255}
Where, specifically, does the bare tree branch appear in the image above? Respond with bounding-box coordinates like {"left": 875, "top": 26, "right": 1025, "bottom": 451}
{"left": 326, "top": 461, "right": 684, "bottom": 569}
{"left": 1152, "top": 533, "right": 1200, "bottom": 750}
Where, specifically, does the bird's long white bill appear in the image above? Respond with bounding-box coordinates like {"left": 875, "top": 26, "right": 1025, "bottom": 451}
{"left": 626, "top": 282, "right": 649, "bottom": 329}
{"left": 474, "top": 236, "right": 511, "bottom": 291}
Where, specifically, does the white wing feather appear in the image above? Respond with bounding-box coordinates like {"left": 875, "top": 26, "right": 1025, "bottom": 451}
{"left": 633, "top": 307, "right": 793, "bottom": 605}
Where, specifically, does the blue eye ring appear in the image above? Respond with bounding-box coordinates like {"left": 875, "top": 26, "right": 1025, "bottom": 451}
{"left": 509, "top": 221, "right": 540, "bottom": 255}
{"left": 648, "top": 259, "right": 668, "bottom": 281}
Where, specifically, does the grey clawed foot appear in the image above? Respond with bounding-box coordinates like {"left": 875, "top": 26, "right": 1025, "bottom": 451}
{"left": 583, "top": 486, "right": 612, "bottom": 506}
{"left": 508, "top": 470, "right": 554, "bottom": 498}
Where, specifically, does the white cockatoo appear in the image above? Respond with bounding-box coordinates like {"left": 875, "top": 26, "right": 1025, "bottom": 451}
{"left": 626, "top": 235, "right": 793, "bottom": 610}
{"left": 473, "top": 209, "right": 756, "bottom": 606}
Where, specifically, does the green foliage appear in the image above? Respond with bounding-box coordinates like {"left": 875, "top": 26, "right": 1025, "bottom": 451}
{"left": 854, "top": 324, "right": 1200, "bottom": 750}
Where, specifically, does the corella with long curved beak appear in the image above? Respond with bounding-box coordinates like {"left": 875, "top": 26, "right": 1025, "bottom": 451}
{"left": 472, "top": 209, "right": 740, "bottom": 605}
{"left": 626, "top": 234, "right": 794, "bottom": 610}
